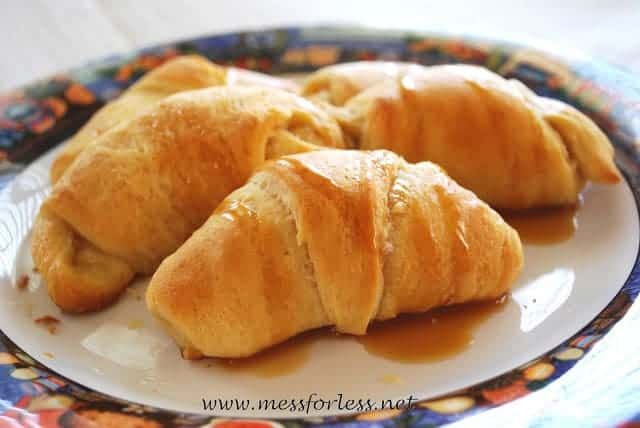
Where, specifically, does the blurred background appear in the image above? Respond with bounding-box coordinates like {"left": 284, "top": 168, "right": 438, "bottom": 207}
{"left": 2, "top": 0, "right": 639, "bottom": 90}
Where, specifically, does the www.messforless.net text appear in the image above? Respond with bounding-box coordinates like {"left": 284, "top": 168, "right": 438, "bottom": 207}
{"left": 202, "top": 393, "right": 419, "bottom": 414}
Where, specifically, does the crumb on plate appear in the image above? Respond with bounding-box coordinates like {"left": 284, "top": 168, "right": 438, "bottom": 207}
{"left": 16, "top": 275, "right": 29, "bottom": 290}
{"left": 34, "top": 315, "right": 60, "bottom": 334}
{"left": 378, "top": 374, "right": 403, "bottom": 385}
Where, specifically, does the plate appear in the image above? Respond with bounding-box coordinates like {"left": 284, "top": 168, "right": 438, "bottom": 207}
{"left": 1, "top": 26, "right": 640, "bottom": 427}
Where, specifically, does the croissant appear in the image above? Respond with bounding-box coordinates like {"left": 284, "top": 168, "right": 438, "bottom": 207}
{"left": 302, "top": 62, "right": 621, "bottom": 209}
{"left": 50, "top": 55, "right": 298, "bottom": 183}
{"left": 302, "top": 61, "right": 411, "bottom": 105}
{"left": 146, "top": 149, "right": 523, "bottom": 358}
{"left": 32, "top": 86, "right": 345, "bottom": 313}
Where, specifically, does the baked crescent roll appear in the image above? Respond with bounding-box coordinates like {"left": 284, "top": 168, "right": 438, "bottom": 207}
{"left": 302, "top": 62, "right": 621, "bottom": 209}
{"left": 50, "top": 55, "right": 299, "bottom": 183}
{"left": 32, "top": 86, "right": 345, "bottom": 312}
{"left": 146, "top": 149, "right": 523, "bottom": 358}
{"left": 302, "top": 61, "right": 411, "bottom": 106}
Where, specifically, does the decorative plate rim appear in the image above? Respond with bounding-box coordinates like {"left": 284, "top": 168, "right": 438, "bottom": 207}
{"left": 1, "top": 25, "right": 639, "bottom": 428}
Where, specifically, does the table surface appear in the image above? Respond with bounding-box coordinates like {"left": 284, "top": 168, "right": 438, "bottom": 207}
{"left": 2, "top": 0, "right": 640, "bottom": 92}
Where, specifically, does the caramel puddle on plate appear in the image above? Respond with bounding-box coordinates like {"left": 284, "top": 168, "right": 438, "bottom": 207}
{"left": 357, "top": 297, "right": 508, "bottom": 363}
{"left": 215, "top": 298, "right": 507, "bottom": 376}
{"left": 501, "top": 204, "right": 578, "bottom": 245}
{"left": 215, "top": 329, "right": 331, "bottom": 378}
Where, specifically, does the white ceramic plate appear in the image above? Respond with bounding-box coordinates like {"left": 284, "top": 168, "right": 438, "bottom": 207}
{"left": 0, "top": 143, "right": 637, "bottom": 418}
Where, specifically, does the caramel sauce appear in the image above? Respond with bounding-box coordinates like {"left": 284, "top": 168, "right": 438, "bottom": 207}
{"left": 502, "top": 205, "right": 578, "bottom": 245}
{"left": 357, "top": 298, "right": 507, "bottom": 363}
{"left": 216, "top": 329, "right": 327, "bottom": 378}
{"left": 215, "top": 299, "right": 506, "bottom": 376}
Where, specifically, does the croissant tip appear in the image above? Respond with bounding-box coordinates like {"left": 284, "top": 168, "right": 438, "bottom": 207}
{"left": 601, "top": 167, "right": 623, "bottom": 184}
{"left": 181, "top": 347, "right": 204, "bottom": 360}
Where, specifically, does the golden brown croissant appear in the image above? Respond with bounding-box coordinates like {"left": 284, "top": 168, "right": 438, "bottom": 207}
{"left": 302, "top": 62, "right": 621, "bottom": 209}
{"left": 32, "top": 86, "right": 345, "bottom": 313}
{"left": 50, "top": 55, "right": 299, "bottom": 183}
{"left": 302, "top": 61, "right": 412, "bottom": 105}
{"left": 146, "top": 149, "right": 523, "bottom": 358}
